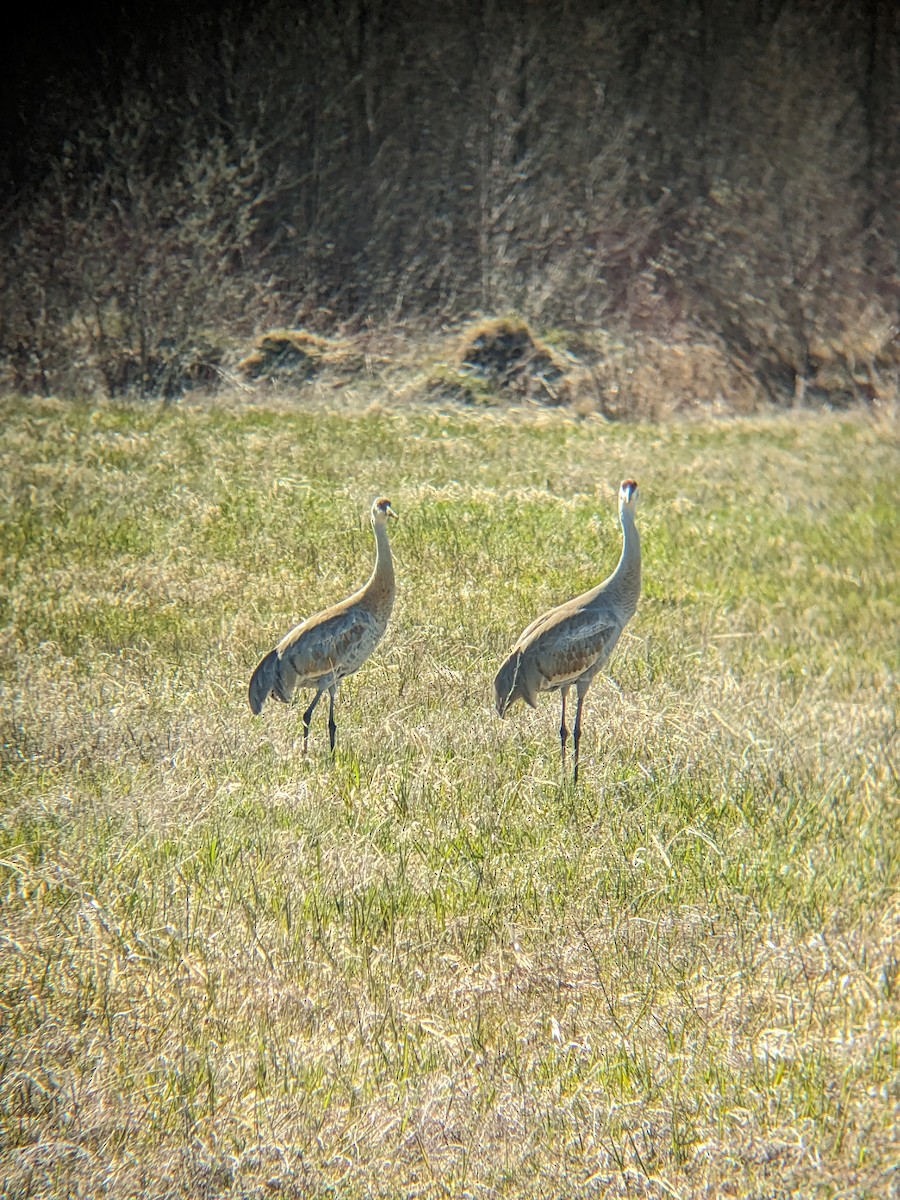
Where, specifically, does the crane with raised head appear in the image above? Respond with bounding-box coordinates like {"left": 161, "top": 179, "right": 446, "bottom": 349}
{"left": 494, "top": 480, "right": 641, "bottom": 783}
{"left": 249, "top": 496, "right": 398, "bottom": 754}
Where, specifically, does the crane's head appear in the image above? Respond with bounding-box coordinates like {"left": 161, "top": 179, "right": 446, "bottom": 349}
{"left": 619, "top": 479, "right": 639, "bottom": 512}
{"left": 494, "top": 655, "right": 519, "bottom": 717}
{"left": 371, "top": 496, "right": 398, "bottom": 525}
{"left": 494, "top": 650, "right": 538, "bottom": 717}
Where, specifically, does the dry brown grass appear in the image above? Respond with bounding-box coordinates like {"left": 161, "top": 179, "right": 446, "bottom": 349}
{"left": 1, "top": 395, "right": 898, "bottom": 1198}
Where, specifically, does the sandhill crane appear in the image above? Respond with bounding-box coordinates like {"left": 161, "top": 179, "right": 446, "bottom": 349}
{"left": 494, "top": 480, "right": 641, "bottom": 783}
{"left": 248, "top": 496, "right": 398, "bottom": 754}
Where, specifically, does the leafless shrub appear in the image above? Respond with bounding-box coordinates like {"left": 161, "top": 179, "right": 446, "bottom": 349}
{"left": 0, "top": 91, "right": 276, "bottom": 399}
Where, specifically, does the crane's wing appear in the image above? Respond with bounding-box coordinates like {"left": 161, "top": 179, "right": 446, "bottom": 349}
{"left": 513, "top": 574, "right": 612, "bottom": 646}
{"left": 276, "top": 606, "right": 382, "bottom": 693}
{"left": 520, "top": 604, "right": 623, "bottom": 689}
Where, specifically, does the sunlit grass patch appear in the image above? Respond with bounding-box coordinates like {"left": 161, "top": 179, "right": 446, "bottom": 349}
{"left": 1, "top": 393, "right": 897, "bottom": 1197}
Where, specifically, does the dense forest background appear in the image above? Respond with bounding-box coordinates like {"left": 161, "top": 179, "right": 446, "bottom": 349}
{"left": 1, "top": 0, "right": 897, "bottom": 409}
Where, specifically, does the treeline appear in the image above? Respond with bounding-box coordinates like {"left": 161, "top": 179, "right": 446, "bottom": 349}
{"left": 1, "top": 0, "right": 897, "bottom": 407}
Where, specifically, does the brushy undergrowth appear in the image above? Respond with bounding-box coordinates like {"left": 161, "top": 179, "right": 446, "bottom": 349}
{"left": 1, "top": 393, "right": 898, "bottom": 1199}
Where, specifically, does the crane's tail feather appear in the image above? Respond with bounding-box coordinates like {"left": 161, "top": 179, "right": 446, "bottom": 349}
{"left": 248, "top": 648, "right": 279, "bottom": 715}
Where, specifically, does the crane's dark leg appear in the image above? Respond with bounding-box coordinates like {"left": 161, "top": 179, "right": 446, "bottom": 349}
{"left": 302, "top": 690, "right": 325, "bottom": 754}
{"left": 327, "top": 687, "right": 337, "bottom": 755}
{"left": 559, "top": 686, "right": 570, "bottom": 768}
{"left": 572, "top": 689, "right": 587, "bottom": 784}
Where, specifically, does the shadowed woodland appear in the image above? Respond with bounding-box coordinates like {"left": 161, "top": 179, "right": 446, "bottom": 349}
{"left": 1, "top": 0, "right": 897, "bottom": 409}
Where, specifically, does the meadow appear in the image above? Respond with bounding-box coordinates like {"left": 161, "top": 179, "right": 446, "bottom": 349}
{"left": 1, "top": 392, "right": 898, "bottom": 1198}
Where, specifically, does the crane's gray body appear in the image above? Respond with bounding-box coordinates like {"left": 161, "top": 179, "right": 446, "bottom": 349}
{"left": 494, "top": 481, "right": 641, "bottom": 780}
{"left": 494, "top": 587, "right": 634, "bottom": 711}
{"left": 248, "top": 498, "right": 397, "bottom": 750}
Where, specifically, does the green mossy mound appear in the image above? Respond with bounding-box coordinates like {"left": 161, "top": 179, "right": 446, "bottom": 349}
{"left": 238, "top": 329, "right": 358, "bottom": 385}
{"left": 456, "top": 317, "right": 570, "bottom": 404}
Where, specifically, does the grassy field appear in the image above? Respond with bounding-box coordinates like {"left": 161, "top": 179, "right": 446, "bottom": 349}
{"left": 1, "top": 392, "right": 898, "bottom": 1199}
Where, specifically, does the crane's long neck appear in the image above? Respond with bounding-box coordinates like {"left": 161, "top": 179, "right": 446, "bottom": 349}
{"left": 605, "top": 504, "right": 641, "bottom": 616}
{"left": 364, "top": 520, "right": 395, "bottom": 618}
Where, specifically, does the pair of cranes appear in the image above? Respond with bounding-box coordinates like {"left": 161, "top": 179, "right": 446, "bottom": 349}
{"left": 248, "top": 481, "right": 641, "bottom": 783}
